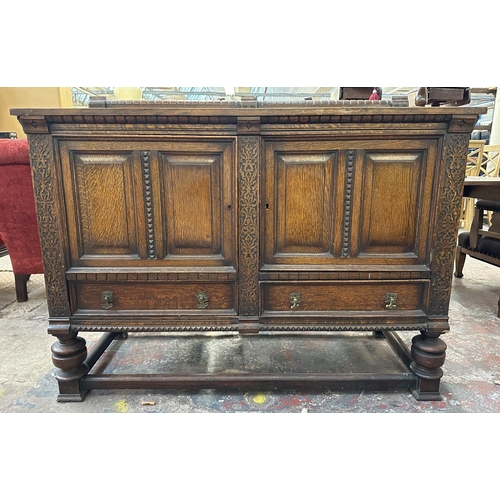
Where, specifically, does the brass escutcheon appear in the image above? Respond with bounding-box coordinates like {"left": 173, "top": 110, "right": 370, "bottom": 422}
{"left": 196, "top": 291, "right": 209, "bottom": 309}
{"left": 290, "top": 292, "right": 301, "bottom": 310}
{"left": 101, "top": 291, "right": 114, "bottom": 309}
{"left": 385, "top": 292, "right": 397, "bottom": 309}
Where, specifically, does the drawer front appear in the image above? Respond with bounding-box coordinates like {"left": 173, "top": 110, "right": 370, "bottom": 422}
{"left": 261, "top": 281, "right": 427, "bottom": 313}
{"left": 74, "top": 282, "right": 236, "bottom": 312}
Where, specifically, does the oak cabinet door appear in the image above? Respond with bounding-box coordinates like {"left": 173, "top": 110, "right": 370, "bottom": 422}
{"left": 262, "top": 139, "right": 439, "bottom": 267}
{"left": 262, "top": 140, "right": 340, "bottom": 266}
{"left": 353, "top": 142, "right": 438, "bottom": 264}
{"left": 59, "top": 140, "right": 235, "bottom": 269}
{"left": 157, "top": 141, "right": 235, "bottom": 267}
{"left": 60, "top": 142, "right": 143, "bottom": 266}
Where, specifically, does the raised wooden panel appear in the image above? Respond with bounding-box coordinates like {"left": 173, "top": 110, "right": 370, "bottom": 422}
{"left": 277, "top": 153, "right": 334, "bottom": 252}
{"left": 359, "top": 152, "right": 424, "bottom": 256}
{"left": 158, "top": 142, "right": 235, "bottom": 266}
{"left": 63, "top": 149, "right": 141, "bottom": 263}
{"left": 264, "top": 143, "right": 338, "bottom": 265}
{"left": 163, "top": 154, "right": 221, "bottom": 253}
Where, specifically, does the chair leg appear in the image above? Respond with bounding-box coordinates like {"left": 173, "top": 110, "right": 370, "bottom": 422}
{"left": 497, "top": 293, "right": 500, "bottom": 319}
{"left": 454, "top": 247, "right": 466, "bottom": 278}
{"left": 15, "top": 274, "right": 31, "bottom": 302}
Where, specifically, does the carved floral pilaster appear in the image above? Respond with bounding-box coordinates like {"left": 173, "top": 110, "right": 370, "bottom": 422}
{"left": 429, "top": 133, "right": 469, "bottom": 318}
{"left": 28, "top": 134, "right": 71, "bottom": 318}
{"left": 238, "top": 136, "right": 260, "bottom": 317}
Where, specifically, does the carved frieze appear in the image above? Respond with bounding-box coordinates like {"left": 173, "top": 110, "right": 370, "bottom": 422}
{"left": 71, "top": 325, "right": 239, "bottom": 333}
{"left": 66, "top": 271, "right": 237, "bottom": 282}
{"left": 260, "top": 324, "right": 427, "bottom": 332}
{"left": 259, "top": 270, "right": 430, "bottom": 280}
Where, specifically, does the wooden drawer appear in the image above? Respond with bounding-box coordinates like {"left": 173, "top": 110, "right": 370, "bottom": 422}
{"left": 261, "top": 281, "right": 428, "bottom": 313}
{"left": 74, "top": 282, "right": 236, "bottom": 312}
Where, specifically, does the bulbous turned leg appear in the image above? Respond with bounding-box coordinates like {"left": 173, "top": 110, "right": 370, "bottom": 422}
{"left": 410, "top": 327, "right": 447, "bottom": 401}
{"left": 51, "top": 333, "right": 89, "bottom": 402}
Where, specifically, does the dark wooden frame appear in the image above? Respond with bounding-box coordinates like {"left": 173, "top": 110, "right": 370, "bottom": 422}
{"left": 12, "top": 100, "right": 483, "bottom": 402}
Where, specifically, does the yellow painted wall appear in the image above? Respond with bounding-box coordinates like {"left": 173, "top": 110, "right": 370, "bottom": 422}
{"left": 0, "top": 87, "right": 72, "bottom": 138}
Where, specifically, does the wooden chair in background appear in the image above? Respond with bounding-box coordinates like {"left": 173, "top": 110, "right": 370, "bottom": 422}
{"left": 455, "top": 198, "right": 500, "bottom": 318}
{"left": 478, "top": 145, "right": 500, "bottom": 226}
{"left": 459, "top": 140, "right": 485, "bottom": 229}
{"left": 478, "top": 144, "right": 500, "bottom": 177}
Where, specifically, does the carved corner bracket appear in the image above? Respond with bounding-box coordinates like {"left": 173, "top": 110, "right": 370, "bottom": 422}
{"left": 449, "top": 115, "right": 479, "bottom": 134}
{"left": 18, "top": 116, "right": 49, "bottom": 134}
{"left": 237, "top": 117, "right": 261, "bottom": 135}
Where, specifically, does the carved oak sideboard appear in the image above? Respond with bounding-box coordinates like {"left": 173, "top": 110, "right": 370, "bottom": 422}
{"left": 12, "top": 99, "right": 484, "bottom": 402}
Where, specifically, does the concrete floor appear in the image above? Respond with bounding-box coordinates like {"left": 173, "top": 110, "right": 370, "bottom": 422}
{"left": 1, "top": 252, "right": 500, "bottom": 413}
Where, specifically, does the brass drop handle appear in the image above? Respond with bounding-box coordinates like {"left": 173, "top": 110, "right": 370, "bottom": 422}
{"left": 290, "top": 292, "right": 301, "bottom": 310}
{"left": 101, "top": 291, "right": 114, "bottom": 309}
{"left": 385, "top": 292, "right": 397, "bottom": 309}
{"left": 196, "top": 291, "right": 209, "bottom": 309}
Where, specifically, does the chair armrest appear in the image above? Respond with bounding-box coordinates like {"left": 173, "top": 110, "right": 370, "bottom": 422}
{"left": 476, "top": 199, "right": 500, "bottom": 212}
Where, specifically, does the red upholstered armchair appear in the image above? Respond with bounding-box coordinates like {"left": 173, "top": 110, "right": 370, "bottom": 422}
{"left": 0, "top": 139, "right": 43, "bottom": 301}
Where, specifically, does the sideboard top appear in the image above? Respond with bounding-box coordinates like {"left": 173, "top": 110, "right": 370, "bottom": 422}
{"left": 11, "top": 100, "right": 487, "bottom": 118}
{"left": 11, "top": 101, "right": 487, "bottom": 136}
